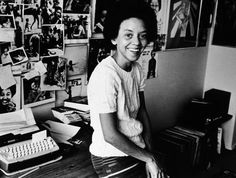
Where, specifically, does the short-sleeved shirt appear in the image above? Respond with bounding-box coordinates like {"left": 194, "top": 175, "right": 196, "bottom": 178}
{"left": 87, "top": 56, "right": 146, "bottom": 157}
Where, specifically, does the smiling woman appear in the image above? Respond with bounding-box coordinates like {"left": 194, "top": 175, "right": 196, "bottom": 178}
{"left": 87, "top": 0, "right": 169, "bottom": 178}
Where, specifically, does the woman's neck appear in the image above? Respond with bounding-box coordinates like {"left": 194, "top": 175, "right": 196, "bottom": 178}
{"left": 112, "top": 53, "right": 132, "bottom": 72}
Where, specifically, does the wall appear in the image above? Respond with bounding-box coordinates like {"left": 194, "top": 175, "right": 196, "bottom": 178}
{"left": 204, "top": 45, "right": 236, "bottom": 150}
{"left": 145, "top": 47, "right": 208, "bottom": 133}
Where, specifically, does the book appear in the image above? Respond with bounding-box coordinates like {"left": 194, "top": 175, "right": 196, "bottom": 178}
{"left": 51, "top": 106, "right": 85, "bottom": 124}
{"left": 64, "top": 96, "right": 89, "bottom": 112}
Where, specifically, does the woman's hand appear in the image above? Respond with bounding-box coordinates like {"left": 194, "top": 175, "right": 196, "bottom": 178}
{"left": 146, "top": 157, "right": 169, "bottom": 178}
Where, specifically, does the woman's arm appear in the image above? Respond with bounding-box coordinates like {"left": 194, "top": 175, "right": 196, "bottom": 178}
{"left": 100, "top": 112, "right": 153, "bottom": 163}
{"left": 100, "top": 112, "right": 160, "bottom": 178}
{"left": 138, "top": 91, "right": 153, "bottom": 152}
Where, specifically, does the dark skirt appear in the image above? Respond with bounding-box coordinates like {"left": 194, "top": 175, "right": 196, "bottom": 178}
{"left": 90, "top": 154, "right": 147, "bottom": 178}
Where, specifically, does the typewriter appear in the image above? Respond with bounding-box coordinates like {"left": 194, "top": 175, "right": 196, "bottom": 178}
{"left": 0, "top": 131, "right": 61, "bottom": 174}
{"left": 0, "top": 108, "right": 61, "bottom": 175}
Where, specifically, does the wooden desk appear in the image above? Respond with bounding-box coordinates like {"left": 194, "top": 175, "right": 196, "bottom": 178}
{"left": 0, "top": 146, "right": 98, "bottom": 178}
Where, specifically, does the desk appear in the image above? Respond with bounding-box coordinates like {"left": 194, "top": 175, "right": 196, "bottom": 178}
{"left": 0, "top": 146, "right": 98, "bottom": 178}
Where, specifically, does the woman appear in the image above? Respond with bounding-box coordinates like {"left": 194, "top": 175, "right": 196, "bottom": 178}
{"left": 87, "top": 0, "right": 166, "bottom": 177}
{"left": 0, "top": 85, "right": 16, "bottom": 113}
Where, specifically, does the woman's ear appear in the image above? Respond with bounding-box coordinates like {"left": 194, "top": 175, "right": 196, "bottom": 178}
{"left": 111, "top": 39, "right": 117, "bottom": 46}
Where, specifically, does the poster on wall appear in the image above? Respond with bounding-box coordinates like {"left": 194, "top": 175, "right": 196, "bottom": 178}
{"left": 147, "top": 0, "right": 170, "bottom": 51}
{"left": 0, "top": 42, "right": 12, "bottom": 65}
{"left": 24, "top": 33, "right": 40, "bottom": 61}
{"left": 165, "top": 0, "right": 201, "bottom": 49}
{"left": 22, "top": 76, "right": 55, "bottom": 107}
{"left": 137, "top": 45, "right": 158, "bottom": 80}
{"left": 64, "top": 43, "right": 88, "bottom": 76}
{"left": 40, "top": 56, "right": 67, "bottom": 91}
{"left": 8, "top": 47, "right": 28, "bottom": 65}
{"left": 0, "top": 75, "right": 21, "bottom": 114}
{"left": 212, "top": 0, "right": 236, "bottom": 47}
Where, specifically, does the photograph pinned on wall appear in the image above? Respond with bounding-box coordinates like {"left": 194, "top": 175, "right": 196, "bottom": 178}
{"left": 92, "top": 0, "right": 118, "bottom": 37}
{"left": 0, "top": 14, "right": 15, "bottom": 29}
{"left": 0, "top": 75, "right": 21, "bottom": 114}
{"left": 40, "top": 24, "right": 64, "bottom": 57}
{"left": 66, "top": 75, "right": 83, "bottom": 98}
{"left": 8, "top": 47, "right": 28, "bottom": 65}
{"left": 64, "top": 43, "right": 88, "bottom": 76}
{"left": 0, "top": 42, "right": 12, "bottom": 65}
{"left": 24, "top": 3, "right": 42, "bottom": 34}
{"left": 63, "top": 0, "right": 91, "bottom": 14}
{"left": 40, "top": 55, "right": 67, "bottom": 91}
{"left": 212, "top": 0, "right": 236, "bottom": 47}
{"left": 63, "top": 13, "right": 91, "bottom": 43}
{"left": 165, "top": 0, "right": 201, "bottom": 49}
{"left": 22, "top": 75, "right": 55, "bottom": 107}
{"left": 0, "top": 1, "right": 15, "bottom": 15}
{"left": 87, "top": 38, "right": 111, "bottom": 81}
{"left": 20, "top": 61, "right": 36, "bottom": 74}
{"left": 40, "top": 0, "right": 63, "bottom": 25}
{"left": 137, "top": 44, "right": 158, "bottom": 80}
{"left": 24, "top": 33, "right": 40, "bottom": 61}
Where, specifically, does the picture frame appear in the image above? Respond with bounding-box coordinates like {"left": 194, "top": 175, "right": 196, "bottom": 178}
{"left": 22, "top": 75, "right": 55, "bottom": 107}
{"left": 40, "top": 55, "right": 67, "bottom": 91}
{"left": 64, "top": 43, "right": 88, "bottom": 76}
{"left": 8, "top": 47, "right": 29, "bottom": 65}
{"left": 0, "top": 75, "right": 21, "bottom": 114}
{"left": 165, "top": 0, "right": 202, "bottom": 49}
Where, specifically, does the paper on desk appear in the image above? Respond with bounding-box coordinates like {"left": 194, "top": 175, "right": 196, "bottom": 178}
{"left": 0, "top": 65, "right": 16, "bottom": 89}
{"left": 43, "top": 120, "right": 80, "bottom": 145}
{"left": 0, "top": 108, "right": 38, "bottom": 135}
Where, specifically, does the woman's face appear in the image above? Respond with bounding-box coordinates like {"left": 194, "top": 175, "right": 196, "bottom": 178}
{"left": 0, "top": 88, "right": 12, "bottom": 105}
{"left": 112, "top": 18, "right": 148, "bottom": 64}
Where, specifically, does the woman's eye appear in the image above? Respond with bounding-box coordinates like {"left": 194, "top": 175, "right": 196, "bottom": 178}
{"left": 140, "top": 34, "right": 147, "bottom": 40}
{"left": 125, "top": 34, "right": 133, "bottom": 39}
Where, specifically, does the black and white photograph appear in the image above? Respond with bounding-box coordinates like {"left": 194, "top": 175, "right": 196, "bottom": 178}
{"left": 24, "top": 33, "right": 40, "bottom": 61}
{"left": 0, "top": 75, "right": 21, "bottom": 114}
{"left": 0, "top": 14, "right": 15, "bottom": 29}
{"left": 63, "top": 0, "right": 90, "bottom": 14}
{"left": 40, "top": 24, "right": 64, "bottom": 57}
{"left": 22, "top": 75, "right": 55, "bottom": 107}
{"left": 87, "top": 38, "right": 110, "bottom": 81}
{"left": 24, "top": 3, "right": 42, "bottom": 33}
{"left": 40, "top": 55, "right": 67, "bottom": 91}
{"left": 137, "top": 45, "right": 158, "bottom": 80}
{"left": 92, "top": 0, "right": 117, "bottom": 35}
{"left": 0, "top": 42, "right": 11, "bottom": 65}
{"left": 165, "top": 0, "right": 201, "bottom": 49}
{"left": 63, "top": 13, "right": 90, "bottom": 43}
{"left": 0, "top": 1, "right": 14, "bottom": 15}
{"left": 212, "top": 0, "right": 236, "bottom": 47}
{"left": 8, "top": 47, "right": 28, "bottom": 65}
{"left": 64, "top": 43, "right": 88, "bottom": 76}
{"left": 41, "top": 0, "right": 63, "bottom": 24}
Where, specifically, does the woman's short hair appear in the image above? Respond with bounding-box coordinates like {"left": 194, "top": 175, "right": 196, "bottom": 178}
{"left": 103, "top": 0, "right": 157, "bottom": 49}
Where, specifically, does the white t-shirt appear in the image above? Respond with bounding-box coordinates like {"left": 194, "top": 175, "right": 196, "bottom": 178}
{"left": 87, "top": 56, "right": 146, "bottom": 157}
